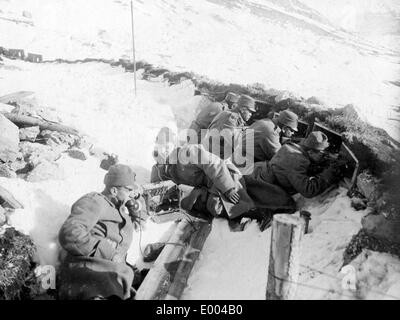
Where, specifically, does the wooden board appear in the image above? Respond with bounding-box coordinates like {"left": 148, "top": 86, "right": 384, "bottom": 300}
{"left": 339, "top": 142, "right": 360, "bottom": 190}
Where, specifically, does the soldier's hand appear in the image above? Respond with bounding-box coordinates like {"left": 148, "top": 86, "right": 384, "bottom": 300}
{"left": 224, "top": 189, "right": 240, "bottom": 204}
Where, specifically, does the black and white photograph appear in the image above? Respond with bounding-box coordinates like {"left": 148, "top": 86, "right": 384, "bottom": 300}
{"left": 0, "top": 0, "right": 399, "bottom": 305}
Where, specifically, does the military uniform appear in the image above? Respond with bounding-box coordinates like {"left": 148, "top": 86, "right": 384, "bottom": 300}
{"left": 242, "top": 118, "right": 281, "bottom": 163}
{"left": 58, "top": 192, "right": 135, "bottom": 300}
{"left": 206, "top": 110, "right": 246, "bottom": 159}
{"left": 188, "top": 101, "right": 227, "bottom": 143}
{"left": 151, "top": 144, "right": 254, "bottom": 219}
{"left": 250, "top": 141, "right": 339, "bottom": 198}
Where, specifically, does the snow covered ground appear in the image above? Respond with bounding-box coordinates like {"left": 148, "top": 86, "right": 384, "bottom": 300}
{"left": 1, "top": 0, "right": 399, "bottom": 140}
{"left": 1, "top": 0, "right": 400, "bottom": 300}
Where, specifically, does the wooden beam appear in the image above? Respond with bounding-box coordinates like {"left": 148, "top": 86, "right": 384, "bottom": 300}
{"left": 135, "top": 218, "right": 195, "bottom": 300}
{"left": 266, "top": 214, "right": 304, "bottom": 300}
{"left": 165, "top": 221, "right": 212, "bottom": 300}
{"left": 0, "top": 185, "right": 23, "bottom": 209}
{"left": 3, "top": 113, "right": 80, "bottom": 136}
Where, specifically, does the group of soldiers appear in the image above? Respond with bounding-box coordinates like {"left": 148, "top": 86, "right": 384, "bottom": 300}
{"left": 56, "top": 91, "right": 347, "bottom": 300}
{"left": 151, "top": 92, "right": 345, "bottom": 224}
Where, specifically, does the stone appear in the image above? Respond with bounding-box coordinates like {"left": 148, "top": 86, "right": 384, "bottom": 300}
{"left": 351, "top": 197, "right": 368, "bottom": 211}
{"left": 362, "top": 214, "right": 400, "bottom": 244}
{"left": 19, "top": 126, "right": 40, "bottom": 142}
{"left": 25, "top": 160, "right": 65, "bottom": 182}
{"left": 306, "top": 96, "right": 326, "bottom": 106}
{"left": 0, "top": 113, "right": 19, "bottom": 162}
{"left": 0, "top": 164, "right": 17, "bottom": 179}
{"left": 357, "top": 171, "right": 381, "bottom": 200}
{"left": 39, "top": 130, "right": 77, "bottom": 150}
{"left": 0, "top": 206, "right": 6, "bottom": 226}
{"left": 342, "top": 104, "right": 359, "bottom": 120}
{"left": 19, "top": 141, "right": 60, "bottom": 166}
{"left": 74, "top": 135, "right": 94, "bottom": 150}
{"left": 65, "top": 148, "right": 87, "bottom": 161}
{"left": 89, "top": 146, "right": 108, "bottom": 159}
{"left": 274, "top": 90, "right": 301, "bottom": 103}
{"left": 0, "top": 102, "right": 15, "bottom": 113}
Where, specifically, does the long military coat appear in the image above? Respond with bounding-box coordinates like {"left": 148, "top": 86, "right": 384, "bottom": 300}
{"left": 248, "top": 142, "right": 337, "bottom": 199}
{"left": 243, "top": 118, "right": 281, "bottom": 162}
{"left": 206, "top": 110, "right": 246, "bottom": 159}
{"left": 188, "top": 101, "right": 226, "bottom": 143}
{"left": 58, "top": 192, "right": 134, "bottom": 300}
{"left": 151, "top": 144, "right": 255, "bottom": 219}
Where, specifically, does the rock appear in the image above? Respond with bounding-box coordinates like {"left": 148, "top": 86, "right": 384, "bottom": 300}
{"left": 0, "top": 206, "right": 6, "bottom": 226}
{"left": 351, "top": 197, "right": 368, "bottom": 211}
{"left": 0, "top": 113, "right": 20, "bottom": 162}
{"left": 19, "top": 141, "right": 60, "bottom": 167}
{"left": 357, "top": 171, "right": 381, "bottom": 200}
{"left": 25, "top": 160, "right": 65, "bottom": 182}
{"left": 274, "top": 90, "right": 301, "bottom": 104}
{"left": 19, "top": 126, "right": 40, "bottom": 142}
{"left": 0, "top": 164, "right": 17, "bottom": 178}
{"left": 0, "top": 102, "right": 15, "bottom": 113}
{"left": 22, "top": 11, "right": 32, "bottom": 19}
{"left": 89, "top": 146, "right": 108, "bottom": 159}
{"left": 342, "top": 104, "right": 359, "bottom": 120}
{"left": 74, "top": 135, "right": 94, "bottom": 150}
{"left": 362, "top": 214, "right": 400, "bottom": 244}
{"left": 39, "top": 130, "right": 77, "bottom": 150}
{"left": 306, "top": 96, "right": 326, "bottom": 106}
{"left": 65, "top": 148, "right": 87, "bottom": 161}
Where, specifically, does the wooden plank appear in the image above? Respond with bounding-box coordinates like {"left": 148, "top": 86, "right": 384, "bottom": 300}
{"left": 135, "top": 218, "right": 195, "bottom": 300}
{"left": 0, "top": 185, "right": 23, "bottom": 209}
{"left": 266, "top": 214, "right": 304, "bottom": 300}
{"left": 165, "top": 221, "right": 212, "bottom": 300}
{"left": 339, "top": 142, "right": 359, "bottom": 190}
{"left": 4, "top": 113, "right": 80, "bottom": 136}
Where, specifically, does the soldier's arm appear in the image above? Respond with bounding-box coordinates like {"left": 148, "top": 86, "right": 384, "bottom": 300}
{"left": 58, "top": 195, "right": 115, "bottom": 259}
{"left": 259, "top": 129, "right": 281, "bottom": 161}
{"left": 286, "top": 161, "right": 331, "bottom": 198}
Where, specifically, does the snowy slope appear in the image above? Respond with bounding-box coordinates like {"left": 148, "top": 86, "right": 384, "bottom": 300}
{"left": 1, "top": 1, "right": 400, "bottom": 300}
{"left": 1, "top": 0, "right": 399, "bottom": 141}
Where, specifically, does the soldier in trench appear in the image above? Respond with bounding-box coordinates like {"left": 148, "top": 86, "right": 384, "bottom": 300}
{"left": 57, "top": 164, "right": 145, "bottom": 300}
{"left": 150, "top": 127, "right": 293, "bottom": 229}
{"left": 244, "top": 131, "right": 347, "bottom": 208}
{"left": 187, "top": 91, "right": 240, "bottom": 144}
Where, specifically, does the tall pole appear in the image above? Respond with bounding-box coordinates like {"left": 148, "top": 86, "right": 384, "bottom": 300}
{"left": 130, "top": 1, "right": 137, "bottom": 97}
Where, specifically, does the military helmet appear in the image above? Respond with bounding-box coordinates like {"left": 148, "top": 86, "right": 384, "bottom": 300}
{"left": 301, "top": 131, "right": 329, "bottom": 151}
{"left": 225, "top": 92, "right": 240, "bottom": 103}
{"left": 278, "top": 110, "right": 298, "bottom": 132}
{"left": 237, "top": 94, "right": 256, "bottom": 112}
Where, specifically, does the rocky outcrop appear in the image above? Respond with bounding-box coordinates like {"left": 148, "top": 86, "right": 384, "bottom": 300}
{"left": 0, "top": 113, "right": 19, "bottom": 162}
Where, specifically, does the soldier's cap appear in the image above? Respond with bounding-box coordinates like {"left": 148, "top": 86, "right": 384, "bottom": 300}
{"left": 301, "top": 131, "right": 330, "bottom": 151}
{"left": 237, "top": 94, "right": 256, "bottom": 112}
{"left": 104, "top": 164, "right": 139, "bottom": 189}
{"left": 278, "top": 110, "right": 298, "bottom": 132}
{"left": 225, "top": 92, "right": 240, "bottom": 103}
